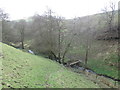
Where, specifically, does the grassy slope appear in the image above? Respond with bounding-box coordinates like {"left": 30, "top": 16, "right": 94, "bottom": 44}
{"left": 1, "top": 43, "right": 99, "bottom": 88}
{"left": 87, "top": 41, "right": 119, "bottom": 79}
{"left": 70, "top": 41, "right": 119, "bottom": 79}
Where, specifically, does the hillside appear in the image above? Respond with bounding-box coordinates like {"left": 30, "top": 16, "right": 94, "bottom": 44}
{"left": 63, "top": 11, "right": 119, "bottom": 80}
{"left": 0, "top": 43, "right": 99, "bottom": 88}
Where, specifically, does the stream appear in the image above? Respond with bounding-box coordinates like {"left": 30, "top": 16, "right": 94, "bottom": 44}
{"left": 71, "top": 65, "right": 120, "bottom": 82}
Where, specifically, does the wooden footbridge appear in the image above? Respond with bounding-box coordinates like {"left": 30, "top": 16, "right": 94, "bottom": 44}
{"left": 66, "top": 60, "right": 83, "bottom": 66}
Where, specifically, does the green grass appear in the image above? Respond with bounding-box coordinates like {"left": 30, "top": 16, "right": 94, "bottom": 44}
{"left": 69, "top": 41, "right": 119, "bottom": 80}
{"left": 88, "top": 58, "right": 119, "bottom": 79}
{"left": 0, "top": 43, "right": 99, "bottom": 88}
{"left": 87, "top": 42, "right": 119, "bottom": 79}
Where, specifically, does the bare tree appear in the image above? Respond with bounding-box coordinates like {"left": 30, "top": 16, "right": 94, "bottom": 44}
{"left": 55, "top": 16, "right": 66, "bottom": 63}
{"left": 44, "top": 9, "right": 58, "bottom": 60}
{"left": 16, "top": 19, "right": 26, "bottom": 49}
{"left": 55, "top": 17, "right": 78, "bottom": 64}
{"left": 0, "top": 8, "right": 8, "bottom": 21}
{"left": 0, "top": 8, "right": 9, "bottom": 43}
{"left": 102, "top": 1, "right": 116, "bottom": 32}
{"left": 84, "top": 16, "right": 92, "bottom": 69}
{"left": 0, "top": 8, "right": 8, "bottom": 33}
{"left": 31, "top": 9, "right": 59, "bottom": 60}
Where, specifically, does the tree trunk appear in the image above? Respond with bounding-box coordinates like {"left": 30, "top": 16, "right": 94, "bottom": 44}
{"left": 21, "top": 40, "right": 24, "bottom": 49}
{"left": 85, "top": 47, "right": 88, "bottom": 67}
{"left": 58, "top": 28, "right": 61, "bottom": 63}
{"left": 50, "top": 51, "right": 58, "bottom": 61}
{"left": 21, "top": 30, "right": 24, "bottom": 49}
{"left": 84, "top": 28, "right": 89, "bottom": 69}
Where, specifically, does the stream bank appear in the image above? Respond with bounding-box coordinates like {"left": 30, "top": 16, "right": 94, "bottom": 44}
{"left": 66, "top": 64, "right": 119, "bottom": 88}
